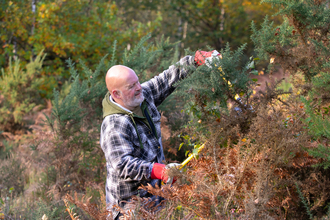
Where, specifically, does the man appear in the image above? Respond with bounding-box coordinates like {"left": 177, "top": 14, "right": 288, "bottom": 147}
{"left": 100, "top": 50, "right": 218, "bottom": 219}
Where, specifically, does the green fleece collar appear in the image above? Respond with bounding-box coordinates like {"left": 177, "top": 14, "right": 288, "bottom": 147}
{"left": 102, "top": 92, "right": 147, "bottom": 119}
{"left": 102, "top": 92, "right": 151, "bottom": 149}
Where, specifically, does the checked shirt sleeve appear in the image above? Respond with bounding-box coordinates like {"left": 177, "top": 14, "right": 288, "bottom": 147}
{"left": 142, "top": 55, "right": 195, "bottom": 107}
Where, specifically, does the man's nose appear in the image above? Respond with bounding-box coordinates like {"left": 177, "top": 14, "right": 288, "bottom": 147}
{"left": 136, "top": 82, "right": 142, "bottom": 90}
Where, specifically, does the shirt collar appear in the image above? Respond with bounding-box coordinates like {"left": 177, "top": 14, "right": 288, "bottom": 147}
{"left": 109, "top": 95, "right": 133, "bottom": 113}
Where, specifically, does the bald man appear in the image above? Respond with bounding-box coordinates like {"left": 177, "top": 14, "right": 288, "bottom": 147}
{"left": 100, "top": 51, "right": 217, "bottom": 219}
{"left": 105, "top": 65, "right": 145, "bottom": 112}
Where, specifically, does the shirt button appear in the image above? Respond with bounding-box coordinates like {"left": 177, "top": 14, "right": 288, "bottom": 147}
{"left": 158, "top": 146, "right": 160, "bottom": 149}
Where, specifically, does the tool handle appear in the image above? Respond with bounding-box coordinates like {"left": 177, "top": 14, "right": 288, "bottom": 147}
{"left": 180, "top": 143, "right": 205, "bottom": 169}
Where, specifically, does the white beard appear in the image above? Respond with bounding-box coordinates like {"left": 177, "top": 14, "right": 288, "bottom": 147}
{"left": 123, "top": 92, "right": 145, "bottom": 108}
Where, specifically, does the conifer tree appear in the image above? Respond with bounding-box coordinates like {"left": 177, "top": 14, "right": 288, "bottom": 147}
{"left": 0, "top": 51, "right": 45, "bottom": 132}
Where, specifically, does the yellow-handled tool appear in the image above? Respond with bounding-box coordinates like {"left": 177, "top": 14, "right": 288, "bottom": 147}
{"left": 180, "top": 143, "right": 206, "bottom": 169}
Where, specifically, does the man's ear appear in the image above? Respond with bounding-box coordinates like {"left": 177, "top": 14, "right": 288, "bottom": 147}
{"left": 112, "top": 90, "right": 121, "bottom": 100}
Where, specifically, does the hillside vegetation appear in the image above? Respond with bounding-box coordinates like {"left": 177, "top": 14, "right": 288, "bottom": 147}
{"left": 1, "top": 0, "right": 330, "bottom": 219}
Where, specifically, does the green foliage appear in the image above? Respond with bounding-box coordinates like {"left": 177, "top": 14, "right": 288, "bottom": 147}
{"left": 153, "top": 35, "right": 181, "bottom": 74}
{"left": 252, "top": 0, "right": 330, "bottom": 80}
{"left": 306, "top": 143, "right": 330, "bottom": 169}
{"left": 27, "top": 200, "right": 66, "bottom": 220}
{"left": 165, "top": 0, "right": 280, "bottom": 53}
{"left": 311, "top": 71, "right": 330, "bottom": 97}
{"left": 50, "top": 55, "right": 107, "bottom": 137}
{"left": 115, "top": 0, "right": 281, "bottom": 58}
{"left": 302, "top": 97, "right": 330, "bottom": 140}
{"left": 0, "top": 51, "right": 45, "bottom": 131}
{"left": 251, "top": 16, "right": 294, "bottom": 60}
{"left": 0, "top": 0, "right": 162, "bottom": 98}
{"left": 175, "top": 43, "right": 253, "bottom": 124}
{"left": 121, "top": 35, "right": 163, "bottom": 81}
{"left": 301, "top": 72, "right": 330, "bottom": 169}
{"left": 295, "top": 182, "right": 314, "bottom": 220}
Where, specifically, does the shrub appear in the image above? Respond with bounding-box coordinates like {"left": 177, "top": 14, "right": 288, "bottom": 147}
{"left": 0, "top": 51, "right": 46, "bottom": 133}
{"left": 0, "top": 153, "right": 26, "bottom": 198}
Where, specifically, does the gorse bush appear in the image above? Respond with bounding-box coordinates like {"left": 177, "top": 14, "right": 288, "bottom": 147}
{"left": 301, "top": 72, "right": 330, "bottom": 169}
{"left": 136, "top": 78, "right": 311, "bottom": 219}
{"left": 251, "top": 0, "right": 330, "bottom": 172}
{"left": 177, "top": 43, "right": 252, "bottom": 108}
{"left": 251, "top": 0, "right": 330, "bottom": 81}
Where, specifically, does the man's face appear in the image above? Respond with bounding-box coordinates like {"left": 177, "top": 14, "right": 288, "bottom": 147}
{"left": 119, "top": 73, "right": 144, "bottom": 109}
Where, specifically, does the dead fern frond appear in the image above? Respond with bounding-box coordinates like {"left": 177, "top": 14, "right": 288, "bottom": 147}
{"left": 65, "top": 192, "right": 110, "bottom": 220}
{"left": 64, "top": 198, "right": 81, "bottom": 220}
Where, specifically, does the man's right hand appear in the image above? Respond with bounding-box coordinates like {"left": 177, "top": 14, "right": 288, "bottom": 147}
{"left": 194, "top": 50, "right": 221, "bottom": 66}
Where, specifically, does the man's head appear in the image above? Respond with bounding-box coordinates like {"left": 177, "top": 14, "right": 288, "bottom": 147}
{"left": 105, "top": 65, "right": 144, "bottom": 111}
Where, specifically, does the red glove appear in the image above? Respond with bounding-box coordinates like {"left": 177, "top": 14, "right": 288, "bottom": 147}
{"left": 151, "top": 163, "right": 180, "bottom": 184}
{"left": 151, "top": 163, "right": 166, "bottom": 180}
{"left": 194, "top": 50, "right": 221, "bottom": 66}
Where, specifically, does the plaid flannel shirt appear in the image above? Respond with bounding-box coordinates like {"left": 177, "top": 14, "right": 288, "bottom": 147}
{"left": 100, "top": 55, "right": 195, "bottom": 219}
